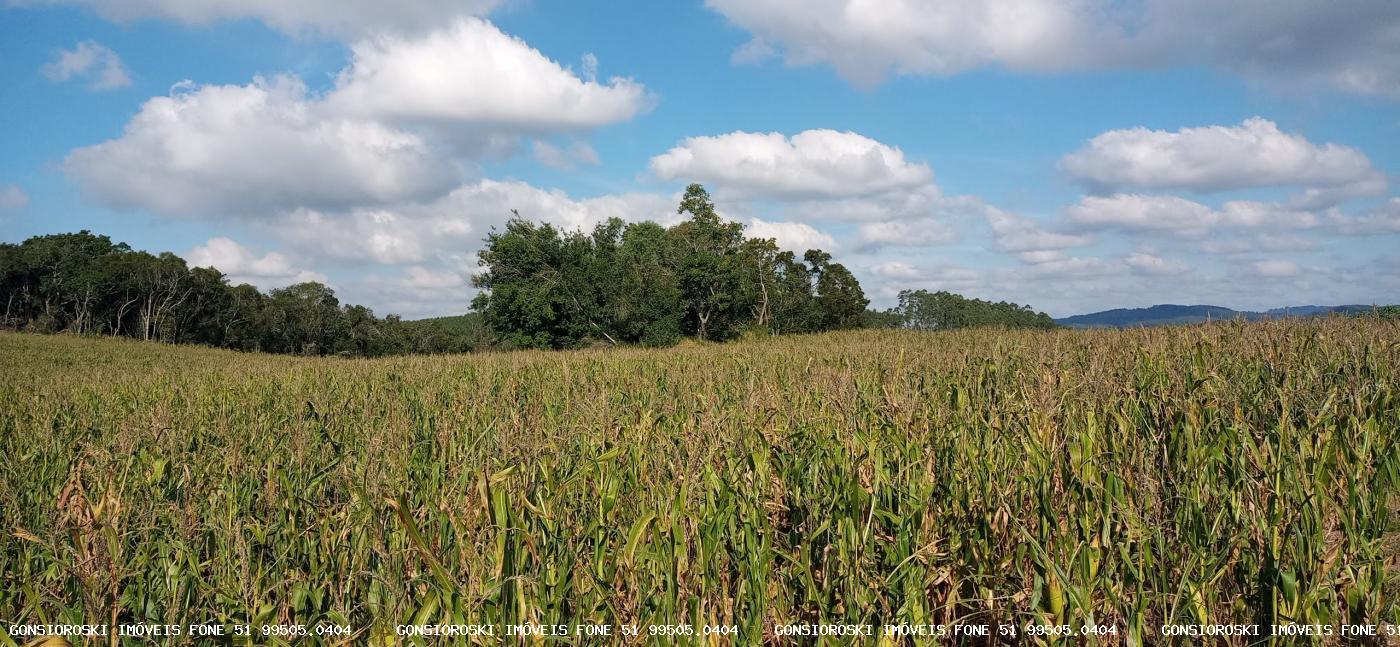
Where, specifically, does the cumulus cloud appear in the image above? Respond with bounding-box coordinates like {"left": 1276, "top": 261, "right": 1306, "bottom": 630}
{"left": 857, "top": 218, "right": 955, "bottom": 248}
{"left": 1065, "top": 194, "right": 1324, "bottom": 237}
{"left": 0, "top": 185, "right": 28, "bottom": 210}
{"left": 268, "top": 179, "right": 677, "bottom": 265}
{"left": 1328, "top": 198, "right": 1400, "bottom": 235}
{"left": 63, "top": 75, "right": 457, "bottom": 217}
{"left": 1124, "top": 251, "right": 1191, "bottom": 276}
{"left": 745, "top": 217, "right": 837, "bottom": 252}
{"left": 326, "top": 19, "right": 649, "bottom": 132}
{"left": 185, "top": 237, "right": 326, "bottom": 289}
{"left": 1060, "top": 118, "right": 1385, "bottom": 196}
{"left": 867, "top": 261, "right": 984, "bottom": 298}
{"left": 649, "top": 129, "right": 984, "bottom": 249}
{"left": 1251, "top": 259, "right": 1300, "bottom": 277}
{"left": 704, "top": 0, "right": 1400, "bottom": 97}
{"left": 61, "top": 17, "right": 652, "bottom": 218}
{"left": 650, "top": 129, "right": 932, "bottom": 200}
{"left": 706, "top": 0, "right": 1100, "bottom": 88}
{"left": 15, "top": 0, "right": 501, "bottom": 39}
{"left": 986, "top": 208, "right": 1091, "bottom": 252}
{"left": 43, "top": 40, "right": 131, "bottom": 90}
{"left": 532, "top": 140, "right": 600, "bottom": 170}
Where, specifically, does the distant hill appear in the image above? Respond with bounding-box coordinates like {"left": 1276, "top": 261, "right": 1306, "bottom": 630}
{"left": 1056, "top": 304, "right": 1381, "bottom": 328}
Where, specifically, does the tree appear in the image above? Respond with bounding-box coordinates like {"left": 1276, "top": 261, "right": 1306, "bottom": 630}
{"left": 471, "top": 216, "right": 581, "bottom": 349}
{"left": 807, "top": 250, "right": 869, "bottom": 330}
{"left": 615, "top": 221, "right": 682, "bottom": 346}
{"left": 669, "top": 184, "right": 747, "bottom": 340}
{"left": 770, "top": 251, "right": 816, "bottom": 334}
{"left": 263, "top": 282, "right": 345, "bottom": 355}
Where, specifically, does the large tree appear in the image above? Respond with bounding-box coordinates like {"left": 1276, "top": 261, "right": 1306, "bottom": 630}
{"left": 668, "top": 184, "right": 747, "bottom": 341}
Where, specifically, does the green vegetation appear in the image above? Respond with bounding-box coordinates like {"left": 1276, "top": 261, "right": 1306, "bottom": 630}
{"left": 471, "top": 184, "right": 868, "bottom": 349}
{"left": 875, "top": 289, "right": 1058, "bottom": 330}
{"left": 2, "top": 318, "right": 1396, "bottom": 644}
{"left": 0, "top": 231, "right": 473, "bottom": 357}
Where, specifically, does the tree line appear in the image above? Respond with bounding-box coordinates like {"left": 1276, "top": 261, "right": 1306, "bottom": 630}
{"left": 470, "top": 184, "right": 869, "bottom": 348}
{"left": 1, "top": 183, "right": 1061, "bottom": 356}
{"left": 0, "top": 231, "right": 488, "bottom": 356}
{"left": 879, "top": 289, "right": 1059, "bottom": 331}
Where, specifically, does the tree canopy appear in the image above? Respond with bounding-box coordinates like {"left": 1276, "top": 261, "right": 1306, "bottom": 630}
{"left": 470, "top": 184, "right": 870, "bottom": 349}
{"left": 0, "top": 231, "right": 488, "bottom": 356}
{"left": 876, "top": 289, "right": 1058, "bottom": 331}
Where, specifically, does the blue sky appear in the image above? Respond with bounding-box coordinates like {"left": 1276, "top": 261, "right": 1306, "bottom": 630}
{"left": 2, "top": 0, "right": 1398, "bottom": 318}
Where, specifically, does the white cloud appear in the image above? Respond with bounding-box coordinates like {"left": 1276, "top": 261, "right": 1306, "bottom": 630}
{"left": 1017, "top": 250, "right": 1067, "bottom": 264}
{"left": 185, "top": 237, "right": 326, "bottom": 289}
{"left": 63, "top": 75, "right": 457, "bottom": 217}
{"left": 16, "top": 0, "right": 501, "bottom": 39}
{"left": 326, "top": 19, "right": 649, "bottom": 132}
{"left": 268, "top": 179, "right": 677, "bottom": 265}
{"left": 706, "top": 0, "right": 1099, "bottom": 88}
{"left": 650, "top": 129, "right": 932, "bottom": 200}
{"left": 1124, "top": 252, "right": 1191, "bottom": 276}
{"left": 1060, "top": 118, "right": 1384, "bottom": 195}
{"left": 60, "top": 18, "right": 651, "bottom": 218}
{"left": 745, "top": 217, "right": 837, "bottom": 252}
{"left": 532, "top": 140, "right": 600, "bottom": 170}
{"left": 1251, "top": 259, "right": 1300, "bottom": 277}
{"left": 704, "top": 0, "right": 1400, "bottom": 97}
{"left": 1065, "top": 194, "right": 1322, "bottom": 237}
{"left": 43, "top": 40, "right": 131, "bottom": 90}
{"left": 1022, "top": 255, "right": 1119, "bottom": 278}
{"left": 1066, "top": 194, "right": 1215, "bottom": 236}
{"left": 987, "top": 208, "right": 1091, "bottom": 252}
{"left": 869, "top": 260, "right": 923, "bottom": 281}
{"left": 857, "top": 218, "right": 955, "bottom": 248}
{"left": 867, "top": 261, "right": 984, "bottom": 299}
{"left": 1329, "top": 198, "right": 1400, "bottom": 235}
{"left": 0, "top": 185, "right": 28, "bottom": 210}
{"left": 1218, "top": 201, "right": 1319, "bottom": 229}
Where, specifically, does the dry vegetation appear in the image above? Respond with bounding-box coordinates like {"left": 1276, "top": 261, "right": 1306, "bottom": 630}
{"left": 1, "top": 319, "right": 1397, "bottom": 644}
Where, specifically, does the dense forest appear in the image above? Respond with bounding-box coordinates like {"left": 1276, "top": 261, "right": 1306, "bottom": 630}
{"left": 0, "top": 183, "right": 1060, "bottom": 356}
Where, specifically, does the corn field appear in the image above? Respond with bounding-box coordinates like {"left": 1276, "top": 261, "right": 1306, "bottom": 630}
{"left": 1, "top": 319, "right": 1398, "bottom": 645}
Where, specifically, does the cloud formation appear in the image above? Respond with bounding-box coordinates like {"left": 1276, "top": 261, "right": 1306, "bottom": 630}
{"left": 43, "top": 40, "right": 130, "bottom": 90}
{"left": 1065, "top": 194, "right": 1324, "bottom": 238}
{"left": 64, "top": 75, "right": 457, "bottom": 217}
{"left": 1060, "top": 118, "right": 1385, "bottom": 196}
{"left": 705, "top": 0, "right": 1400, "bottom": 97}
{"left": 650, "top": 129, "right": 932, "bottom": 200}
{"left": 326, "top": 19, "right": 650, "bottom": 133}
{"left": 61, "top": 19, "right": 649, "bottom": 218}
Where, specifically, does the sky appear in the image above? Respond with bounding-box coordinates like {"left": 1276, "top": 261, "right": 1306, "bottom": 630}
{"left": 2, "top": 0, "right": 1398, "bottom": 319}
